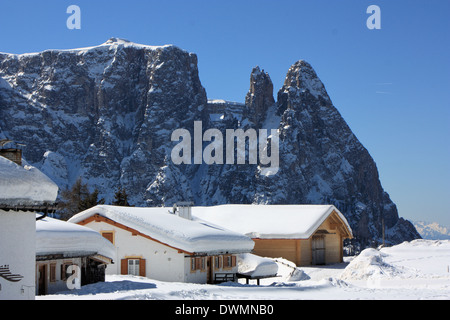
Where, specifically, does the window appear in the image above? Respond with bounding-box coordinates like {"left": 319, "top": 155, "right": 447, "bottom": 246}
{"left": 225, "top": 255, "right": 232, "bottom": 268}
{"left": 128, "top": 259, "right": 140, "bottom": 276}
{"left": 121, "top": 258, "right": 146, "bottom": 277}
{"left": 60, "top": 262, "right": 73, "bottom": 281}
{"left": 190, "top": 257, "right": 206, "bottom": 272}
{"left": 214, "top": 256, "right": 222, "bottom": 270}
{"left": 223, "top": 255, "right": 236, "bottom": 269}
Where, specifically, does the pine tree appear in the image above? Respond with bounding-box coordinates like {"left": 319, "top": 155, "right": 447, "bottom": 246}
{"left": 78, "top": 188, "right": 105, "bottom": 212}
{"left": 58, "top": 178, "right": 105, "bottom": 220}
{"left": 112, "top": 186, "right": 131, "bottom": 207}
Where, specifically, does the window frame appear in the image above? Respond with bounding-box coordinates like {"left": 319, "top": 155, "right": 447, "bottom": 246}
{"left": 223, "top": 255, "right": 236, "bottom": 269}
{"left": 190, "top": 257, "right": 206, "bottom": 273}
{"left": 214, "top": 255, "right": 222, "bottom": 270}
{"left": 127, "top": 259, "right": 140, "bottom": 276}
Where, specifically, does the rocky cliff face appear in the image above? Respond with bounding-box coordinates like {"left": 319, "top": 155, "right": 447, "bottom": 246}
{"left": 0, "top": 38, "right": 420, "bottom": 247}
{"left": 244, "top": 66, "right": 275, "bottom": 126}
{"left": 0, "top": 38, "right": 207, "bottom": 203}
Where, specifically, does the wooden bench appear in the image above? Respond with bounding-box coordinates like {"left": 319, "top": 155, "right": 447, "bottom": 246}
{"left": 214, "top": 273, "right": 236, "bottom": 283}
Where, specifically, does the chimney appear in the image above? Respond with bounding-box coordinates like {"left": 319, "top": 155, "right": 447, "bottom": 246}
{"left": 174, "top": 202, "right": 194, "bottom": 220}
{"left": 0, "top": 139, "right": 23, "bottom": 166}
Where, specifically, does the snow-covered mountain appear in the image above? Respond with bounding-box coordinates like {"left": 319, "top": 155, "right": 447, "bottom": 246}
{"left": 413, "top": 221, "right": 450, "bottom": 240}
{"left": 0, "top": 38, "right": 420, "bottom": 247}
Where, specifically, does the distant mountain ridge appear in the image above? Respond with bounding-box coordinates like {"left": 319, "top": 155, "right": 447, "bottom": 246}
{"left": 0, "top": 38, "right": 421, "bottom": 248}
{"left": 413, "top": 221, "right": 450, "bottom": 240}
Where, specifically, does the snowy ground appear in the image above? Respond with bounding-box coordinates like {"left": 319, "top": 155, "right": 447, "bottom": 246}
{"left": 38, "top": 240, "right": 450, "bottom": 300}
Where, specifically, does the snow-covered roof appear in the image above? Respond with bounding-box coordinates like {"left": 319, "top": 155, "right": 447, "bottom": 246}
{"left": 36, "top": 215, "right": 116, "bottom": 261}
{"left": 192, "top": 204, "right": 353, "bottom": 239}
{"left": 68, "top": 205, "right": 255, "bottom": 255}
{"left": 0, "top": 156, "right": 58, "bottom": 206}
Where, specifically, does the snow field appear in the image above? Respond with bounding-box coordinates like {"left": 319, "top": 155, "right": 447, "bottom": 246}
{"left": 37, "top": 240, "right": 450, "bottom": 300}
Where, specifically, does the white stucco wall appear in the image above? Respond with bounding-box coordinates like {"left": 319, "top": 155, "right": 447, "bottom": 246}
{"left": 184, "top": 257, "right": 207, "bottom": 284}
{"left": 83, "top": 220, "right": 187, "bottom": 282}
{"left": 81, "top": 220, "right": 240, "bottom": 284}
{"left": 0, "top": 210, "right": 36, "bottom": 300}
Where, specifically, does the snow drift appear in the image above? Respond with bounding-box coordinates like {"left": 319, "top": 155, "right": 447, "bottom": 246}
{"left": 339, "top": 248, "right": 404, "bottom": 280}
{"left": 340, "top": 240, "right": 450, "bottom": 281}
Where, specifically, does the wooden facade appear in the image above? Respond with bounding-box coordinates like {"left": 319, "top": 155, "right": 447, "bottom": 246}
{"left": 251, "top": 210, "right": 352, "bottom": 266}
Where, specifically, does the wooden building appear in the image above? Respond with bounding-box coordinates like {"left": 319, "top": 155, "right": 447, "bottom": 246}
{"left": 35, "top": 216, "right": 115, "bottom": 295}
{"left": 193, "top": 205, "right": 353, "bottom": 266}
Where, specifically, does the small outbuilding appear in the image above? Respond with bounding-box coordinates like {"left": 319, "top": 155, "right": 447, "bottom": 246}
{"left": 192, "top": 204, "right": 353, "bottom": 266}
{"left": 68, "top": 204, "right": 254, "bottom": 284}
{"left": 35, "top": 216, "right": 116, "bottom": 295}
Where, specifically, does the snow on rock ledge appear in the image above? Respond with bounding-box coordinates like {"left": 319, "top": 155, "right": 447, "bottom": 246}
{"left": 0, "top": 156, "right": 58, "bottom": 206}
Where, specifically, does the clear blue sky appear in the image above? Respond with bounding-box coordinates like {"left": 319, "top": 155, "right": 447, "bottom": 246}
{"left": 1, "top": 0, "right": 449, "bottom": 225}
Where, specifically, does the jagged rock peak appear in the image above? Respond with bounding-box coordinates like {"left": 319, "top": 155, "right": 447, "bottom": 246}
{"left": 283, "top": 60, "right": 329, "bottom": 100}
{"left": 245, "top": 66, "right": 275, "bottom": 126}
{"left": 276, "top": 60, "right": 331, "bottom": 115}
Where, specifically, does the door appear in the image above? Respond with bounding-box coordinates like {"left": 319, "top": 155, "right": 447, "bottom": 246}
{"left": 37, "top": 264, "right": 47, "bottom": 295}
{"left": 312, "top": 235, "right": 325, "bottom": 265}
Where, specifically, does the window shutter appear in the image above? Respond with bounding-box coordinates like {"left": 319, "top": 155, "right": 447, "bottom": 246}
{"left": 50, "top": 264, "right": 56, "bottom": 282}
{"left": 139, "top": 259, "right": 146, "bottom": 277}
{"left": 224, "top": 255, "right": 231, "bottom": 268}
{"left": 121, "top": 259, "right": 128, "bottom": 275}
{"left": 232, "top": 255, "right": 236, "bottom": 267}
